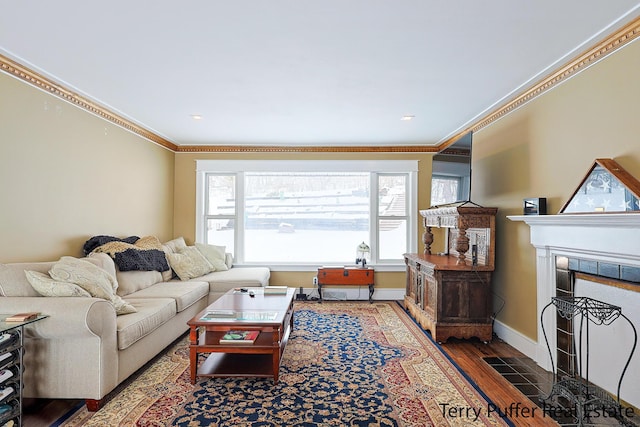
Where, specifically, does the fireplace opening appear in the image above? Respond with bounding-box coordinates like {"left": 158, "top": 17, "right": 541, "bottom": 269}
{"left": 539, "top": 256, "right": 640, "bottom": 426}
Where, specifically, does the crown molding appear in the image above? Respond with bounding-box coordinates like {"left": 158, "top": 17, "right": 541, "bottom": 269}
{"left": 2, "top": 15, "right": 638, "bottom": 154}
{"left": 175, "top": 144, "right": 438, "bottom": 153}
{"left": 0, "top": 54, "right": 178, "bottom": 152}
{"left": 467, "top": 15, "right": 640, "bottom": 136}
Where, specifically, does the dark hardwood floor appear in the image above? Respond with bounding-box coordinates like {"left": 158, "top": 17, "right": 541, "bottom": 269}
{"left": 441, "top": 337, "right": 559, "bottom": 427}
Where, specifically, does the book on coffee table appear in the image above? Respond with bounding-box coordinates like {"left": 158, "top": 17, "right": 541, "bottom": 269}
{"left": 5, "top": 312, "right": 39, "bottom": 322}
{"left": 219, "top": 330, "right": 260, "bottom": 345}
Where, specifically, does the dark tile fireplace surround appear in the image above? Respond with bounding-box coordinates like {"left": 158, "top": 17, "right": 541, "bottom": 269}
{"left": 554, "top": 256, "right": 640, "bottom": 378}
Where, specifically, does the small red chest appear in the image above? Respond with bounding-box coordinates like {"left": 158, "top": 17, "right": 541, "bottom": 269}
{"left": 316, "top": 267, "right": 375, "bottom": 302}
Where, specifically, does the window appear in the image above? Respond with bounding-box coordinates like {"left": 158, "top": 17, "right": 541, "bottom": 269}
{"left": 431, "top": 175, "right": 462, "bottom": 205}
{"left": 196, "top": 160, "right": 418, "bottom": 270}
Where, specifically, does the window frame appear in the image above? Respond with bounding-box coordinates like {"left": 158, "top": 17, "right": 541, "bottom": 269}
{"left": 196, "top": 160, "right": 418, "bottom": 271}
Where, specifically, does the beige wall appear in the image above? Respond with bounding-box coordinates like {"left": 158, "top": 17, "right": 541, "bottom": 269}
{"left": 473, "top": 40, "right": 640, "bottom": 339}
{"left": 0, "top": 73, "right": 175, "bottom": 262}
{"left": 173, "top": 151, "right": 433, "bottom": 289}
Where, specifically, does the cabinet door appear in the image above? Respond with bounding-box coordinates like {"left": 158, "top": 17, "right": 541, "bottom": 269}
{"left": 436, "top": 271, "right": 491, "bottom": 322}
{"left": 421, "top": 265, "right": 436, "bottom": 317}
{"left": 405, "top": 260, "right": 419, "bottom": 305}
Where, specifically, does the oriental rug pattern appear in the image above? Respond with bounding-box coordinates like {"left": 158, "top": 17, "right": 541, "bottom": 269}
{"left": 60, "top": 302, "right": 510, "bottom": 426}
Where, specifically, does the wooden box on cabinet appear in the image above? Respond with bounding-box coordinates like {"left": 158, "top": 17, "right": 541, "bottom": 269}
{"left": 404, "top": 204, "right": 497, "bottom": 343}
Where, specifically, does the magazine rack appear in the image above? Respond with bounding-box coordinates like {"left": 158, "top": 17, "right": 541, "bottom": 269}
{"left": 0, "top": 314, "right": 48, "bottom": 427}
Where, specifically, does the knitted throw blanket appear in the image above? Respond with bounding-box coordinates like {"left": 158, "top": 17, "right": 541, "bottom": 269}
{"left": 83, "top": 235, "right": 170, "bottom": 272}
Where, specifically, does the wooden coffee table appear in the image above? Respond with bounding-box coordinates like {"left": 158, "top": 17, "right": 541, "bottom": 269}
{"left": 187, "top": 287, "right": 295, "bottom": 384}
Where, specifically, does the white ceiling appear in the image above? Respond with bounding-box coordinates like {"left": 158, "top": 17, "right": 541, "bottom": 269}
{"left": 1, "top": 1, "right": 639, "bottom": 148}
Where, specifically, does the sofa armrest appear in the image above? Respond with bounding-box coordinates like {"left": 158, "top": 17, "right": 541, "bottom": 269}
{"left": 0, "top": 296, "right": 116, "bottom": 339}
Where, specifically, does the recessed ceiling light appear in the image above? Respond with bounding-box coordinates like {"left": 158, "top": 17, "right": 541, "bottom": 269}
{"left": 400, "top": 115, "right": 414, "bottom": 121}
{"left": 190, "top": 114, "right": 203, "bottom": 120}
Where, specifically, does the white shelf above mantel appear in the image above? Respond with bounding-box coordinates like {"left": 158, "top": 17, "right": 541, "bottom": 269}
{"left": 508, "top": 213, "right": 640, "bottom": 227}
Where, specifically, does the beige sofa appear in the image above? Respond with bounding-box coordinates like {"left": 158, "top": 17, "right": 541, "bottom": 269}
{"left": 0, "top": 251, "right": 269, "bottom": 410}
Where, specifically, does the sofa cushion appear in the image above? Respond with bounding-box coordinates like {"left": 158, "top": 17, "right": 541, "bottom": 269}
{"left": 49, "top": 257, "right": 136, "bottom": 315}
{"left": 125, "top": 281, "right": 208, "bottom": 312}
{"left": 0, "top": 254, "right": 117, "bottom": 297}
{"left": 0, "top": 261, "right": 54, "bottom": 297}
{"left": 195, "top": 243, "right": 229, "bottom": 271}
{"left": 193, "top": 267, "right": 270, "bottom": 291}
{"left": 167, "top": 247, "right": 213, "bottom": 280}
{"left": 116, "top": 298, "right": 176, "bottom": 350}
{"left": 115, "top": 270, "right": 163, "bottom": 297}
{"left": 25, "top": 270, "right": 92, "bottom": 297}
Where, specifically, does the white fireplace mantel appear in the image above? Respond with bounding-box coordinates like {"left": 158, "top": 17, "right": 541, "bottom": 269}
{"left": 508, "top": 213, "right": 640, "bottom": 407}
{"left": 509, "top": 213, "right": 640, "bottom": 262}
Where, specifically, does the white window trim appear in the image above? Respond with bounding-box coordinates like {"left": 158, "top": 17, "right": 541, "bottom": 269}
{"left": 196, "top": 160, "right": 418, "bottom": 271}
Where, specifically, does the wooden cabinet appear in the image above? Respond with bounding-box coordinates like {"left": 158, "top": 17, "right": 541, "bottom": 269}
{"left": 404, "top": 204, "right": 497, "bottom": 343}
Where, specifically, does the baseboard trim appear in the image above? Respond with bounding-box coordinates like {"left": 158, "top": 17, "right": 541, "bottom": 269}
{"left": 492, "top": 319, "right": 539, "bottom": 362}
{"left": 299, "top": 287, "right": 405, "bottom": 301}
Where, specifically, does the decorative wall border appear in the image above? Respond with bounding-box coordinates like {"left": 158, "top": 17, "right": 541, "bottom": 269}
{"left": 175, "top": 144, "right": 438, "bottom": 153}
{"left": 1, "top": 15, "right": 638, "bottom": 153}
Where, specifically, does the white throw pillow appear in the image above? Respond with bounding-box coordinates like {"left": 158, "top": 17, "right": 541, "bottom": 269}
{"left": 195, "top": 243, "right": 229, "bottom": 271}
{"left": 49, "top": 257, "right": 136, "bottom": 315}
{"left": 225, "top": 252, "right": 233, "bottom": 269}
{"left": 167, "top": 246, "right": 214, "bottom": 280}
{"left": 25, "top": 270, "right": 92, "bottom": 297}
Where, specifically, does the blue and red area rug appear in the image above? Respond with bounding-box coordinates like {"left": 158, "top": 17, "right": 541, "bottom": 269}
{"left": 59, "top": 301, "right": 511, "bottom": 426}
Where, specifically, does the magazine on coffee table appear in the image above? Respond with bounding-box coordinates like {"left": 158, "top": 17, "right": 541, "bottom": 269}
{"left": 219, "top": 330, "right": 260, "bottom": 345}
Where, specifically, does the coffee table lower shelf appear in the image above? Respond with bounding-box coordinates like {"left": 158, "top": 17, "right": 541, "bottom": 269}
{"left": 190, "top": 321, "right": 292, "bottom": 384}
{"left": 198, "top": 352, "right": 276, "bottom": 379}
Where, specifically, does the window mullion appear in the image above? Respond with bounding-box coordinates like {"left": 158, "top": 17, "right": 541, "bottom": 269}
{"left": 235, "top": 172, "right": 245, "bottom": 264}
{"left": 370, "top": 172, "right": 378, "bottom": 264}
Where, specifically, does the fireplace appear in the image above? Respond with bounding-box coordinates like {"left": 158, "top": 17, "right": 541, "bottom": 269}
{"left": 509, "top": 213, "right": 640, "bottom": 410}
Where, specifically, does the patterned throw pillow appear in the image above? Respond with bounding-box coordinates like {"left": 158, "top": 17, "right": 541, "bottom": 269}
{"left": 195, "top": 243, "right": 229, "bottom": 271}
{"left": 161, "top": 237, "right": 189, "bottom": 281}
{"left": 167, "top": 246, "right": 213, "bottom": 280}
{"left": 25, "top": 270, "right": 92, "bottom": 297}
{"left": 49, "top": 257, "right": 136, "bottom": 315}
{"left": 162, "top": 237, "right": 188, "bottom": 254}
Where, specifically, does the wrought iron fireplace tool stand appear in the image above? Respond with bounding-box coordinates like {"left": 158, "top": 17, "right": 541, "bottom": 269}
{"left": 540, "top": 296, "right": 637, "bottom": 426}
